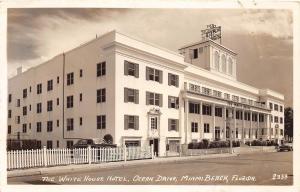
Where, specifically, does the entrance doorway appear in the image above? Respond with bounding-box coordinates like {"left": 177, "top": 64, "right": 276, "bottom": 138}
{"left": 149, "top": 139, "right": 159, "bottom": 156}
{"left": 215, "top": 127, "right": 220, "bottom": 140}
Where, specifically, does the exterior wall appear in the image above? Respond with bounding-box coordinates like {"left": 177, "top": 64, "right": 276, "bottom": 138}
{"left": 114, "top": 47, "right": 185, "bottom": 156}
{"left": 7, "top": 30, "right": 286, "bottom": 154}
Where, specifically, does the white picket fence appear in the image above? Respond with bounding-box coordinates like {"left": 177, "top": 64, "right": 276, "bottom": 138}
{"left": 7, "top": 146, "right": 154, "bottom": 170}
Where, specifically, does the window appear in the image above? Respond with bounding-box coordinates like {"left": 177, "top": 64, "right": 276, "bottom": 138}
{"left": 37, "top": 103, "right": 42, "bottom": 113}
{"left": 124, "top": 115, "right": 139, "bottom": 130}
{"left": 215, "top": 107, "right": 222, "bottom": 117}
{"left": 67, "top": 96, "right": 73, "bottom": 108}
{"left": 8, "top": 110, "right": 12, "bottom": 118}
{"left": 124, "top": 88, "right": 139, "bottom": 104}
{"left": 214, "top": 51, "right": 219, "bottom": 70}
{"left": 57, "top": 120, "right": 59, "bottom": 127}
{"left": 97, "top": 89, "right": 106, "bottom": 103}
{"left": 67, "top": 72, "right": 74, "bottom": 85}
{"left": 29, "top": 105, "right": 31, "bottom": 111}
{"left": 47, "top": 100, "right": 53, "bottom": 111}
{"left": 66, "top": 141, "right": 73, "bottom": 148}
{"left": 202, "top": 105, "right": 211, "bottom": 116}
{"left": 224, "top": 93, "right": 230, "bottom": 100}
{"left": 168, "top": 119, "right": 178, "bottom": 131}
{"left": 191, "top": 122, "right": 198, "bottom": 132}
{"left": 36, "top": 141, "right": 41, "bottom": 149}
{"left": 274, "top": 116, "right": 279, "bottom": 123}
{"left": 23, "top": 106, "right": 27, "bottom": 116}
{"left": 221, "top": 55, "right": 226, "bottom": 72}
{"left": 213, "top": 90, "right": 222, "bottom": 98}
{"left": 280, "top": 117, "right": 283, "bottom": 124}
{"left": 29, "top": 86, "right": 32, "bottom": 92}
{"left": 280, "top": 106, "right": 283, "bottom": 112}
{"left": 168, "top": 73, "right": 179, "bottom": 87}
{"left": 80, "top": 117, "right": 82, "bottom": 126}
{"left": 36, "top": 122, "right": 42, "bottom": 132}
{"left": 57, "top": 76, "right": 59, "bottom": 84}
{"left": 202, "top": 87, "right": 211, "bottom": 96}
{"left": 37, "top": 83, "right": 42, "bottom": 94}
{"left": 47, "top": 140, "right": 53, "bottom": 149}
{"left": 8, "top": 94, "right": 12, "bottom": 103}
{"left": 280, "top": 129, "right": 283, "bottom": 136}
{"left": 189, "top": 102, "right": 200, "bottom": 114}
{"left": 47, "top": 80, "right": 53, "bottom": 91}
{"left": 125, "top": 140, "right": 140, "bottom": 147}
{"left": 204, "top": 123, "right": 210, "bottom": 133}
{"left": 15, "top": 116, "right": 20, "bottom": 124}
{"left": 269, "top": 102, "right": 273, "bottom": 110}
{"left": 23, "top": 89, "right": 27, "bottom": 98}
{"left": 47, "top": 121, "right": 53, "bottom": 132}
{"left": 236, "top": 128, "right": 238, "bottom": 138}
{"left": 146, "top": 92, "right": 162, "bottom": 107}
{"left": 259, "top": 114, "right": 264, "bottom": 122}
{"left": 252, "top": 113, "right": 258, "bottom": 121}
{"left": 274, "top": 104, "right": 279, "bottom": 111}
{"left": 96, "top": 115, "right": 106, "bottom": 129}
{"left": 270, "top": 115, "right": 273, "bottom": 123}
{"left": 193, "top": 49, "right": 198, "bottom": 59}
{"left": 248, "top": 99, "right": 253, "bottom": 105}
{"left": 241, "top": 97, "right": 247, "bottom": 103}
{"left": 21, "top": 124, "right": 27, "bottom": 133}
{"left": 168, "top": 96, "right": 179, "bottom": 109}
{"left": 79, "top": 93, "right": 82, "bottom": 102}
{"left": 97, "top": 61, "right": 106, "bottom": 77}
{"left": 146, "top": 67, "right": 162, "bottom": 83}
{"left": 236, "top": 111, "right": 240, "bottom": 120}
{"left": 232, "top": 95, "right": 239, "bottom": 102}
{"left": 57, "top": 140, "right": 59, "bottom": 148}
{"left": 124, "top": 60, "right": 139, "bottom": 78}
{"left": 16, "top": 99, "right": 20, "bottom": 107}
{"left": 8, "top": 125, "right": 11, "bottom": 134}
{"left": 80, "top": 69, "right": 83, "bottom": 77}
{"left": 67, "top": 118, "right": 74, "bottom": 131}
{"left": 150, "top": 117, "right": 158, "bottom": 129}
{"left": 228, "top": 58, "right": 233, "bottom": 74}
{"left": 57, "top": 98, "right": 59, "bottom": 106}
{"left": 189, "top": 83, "right": 201, "bottom": 93}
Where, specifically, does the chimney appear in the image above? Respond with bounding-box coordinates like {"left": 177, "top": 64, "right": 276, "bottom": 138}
{"left": 17, "top": 66, "right": 22, "bottom": 75}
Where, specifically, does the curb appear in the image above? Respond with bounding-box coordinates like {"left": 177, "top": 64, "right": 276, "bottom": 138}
{"left": 8, "top": 153, "right": 237, "bottom": 178}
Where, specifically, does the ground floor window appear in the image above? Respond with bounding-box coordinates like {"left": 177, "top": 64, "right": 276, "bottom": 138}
{"left": 236, "top": 128, "right": 238, "bottom": 138}
{"left": 37, "top": 140, "right": 41, "bottom": 149}
{"left": 47, "top": 140, "right": 53, "bottom": 149}
{"left": 125, "top": 140, "right": 140, "bottom": 147}
{"left": 67, "top": 140, "right": 74, "bottom": 148}
{"left": 226, "top": 127, "right": 230, "bottom": 138}
{"left": 204, "top": 123, "right": 210, "bottom": 133}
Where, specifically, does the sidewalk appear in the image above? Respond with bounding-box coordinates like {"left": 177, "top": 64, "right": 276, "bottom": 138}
{"left": 8, "top": 153, "right": 237, "bottom": 178}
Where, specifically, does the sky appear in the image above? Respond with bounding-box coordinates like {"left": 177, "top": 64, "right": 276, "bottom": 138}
{"left": 7, "top": 8, "right": 293, "bottom": 107}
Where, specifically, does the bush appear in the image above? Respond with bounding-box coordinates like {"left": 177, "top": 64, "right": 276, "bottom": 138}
{"left": 202, "top": 139, "right": 209, "bottom": 149}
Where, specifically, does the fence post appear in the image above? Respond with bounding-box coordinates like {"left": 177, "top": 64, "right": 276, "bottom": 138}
{"left": 123, "top": 146, "right": 127, "bottom": 162}
{"left": 151, "top": 144, "right": 154, "bottom": 159}
{"left": 43, "top": 146, "right": 47, "bottom": 167}
{"left": 88, "top": 145, "right": 92, "bottom": 164}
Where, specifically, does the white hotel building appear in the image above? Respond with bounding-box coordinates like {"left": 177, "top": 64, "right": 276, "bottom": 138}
{"left": 7, "top": 30, "right": 285, "bottom": 156}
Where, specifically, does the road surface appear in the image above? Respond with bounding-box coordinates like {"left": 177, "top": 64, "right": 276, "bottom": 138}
{"left": 8, "top": 151, "right": 293, "bottom": 185}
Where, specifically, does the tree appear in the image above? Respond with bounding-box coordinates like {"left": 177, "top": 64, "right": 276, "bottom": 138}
{"left": 284, "top": 107, "right": 293, "bottom": 140}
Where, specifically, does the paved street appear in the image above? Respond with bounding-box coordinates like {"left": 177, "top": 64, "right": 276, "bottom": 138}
{"left": 8, "top": 152, "right": 292, "bottom": 185}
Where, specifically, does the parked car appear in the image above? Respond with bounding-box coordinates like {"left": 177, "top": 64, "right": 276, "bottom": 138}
{"left": 71, "top": 138, "right": 117, "bottom": 149}
{"left": 277, "top": 143, "right": 293, "bottom": 152}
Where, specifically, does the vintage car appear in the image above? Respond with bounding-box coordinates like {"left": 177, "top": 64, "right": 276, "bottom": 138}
{"left": 277, "top": 143, "right": 293, "bottom": 152}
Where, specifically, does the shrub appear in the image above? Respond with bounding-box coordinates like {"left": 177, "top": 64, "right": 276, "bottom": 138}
{"left": 198, "top": 142, "right": 204, "bottom": 149}
{"left": 202, "top": 139, "right": 209, "bottom": 149}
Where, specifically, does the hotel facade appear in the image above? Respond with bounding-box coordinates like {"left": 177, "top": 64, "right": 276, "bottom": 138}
{"left": 7, "top": 30, "right": 285, "bottom": 156}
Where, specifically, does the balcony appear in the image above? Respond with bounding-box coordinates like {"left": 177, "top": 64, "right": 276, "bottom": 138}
{"left": 184, "top": 82, "right": 270, "bottom": 110}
